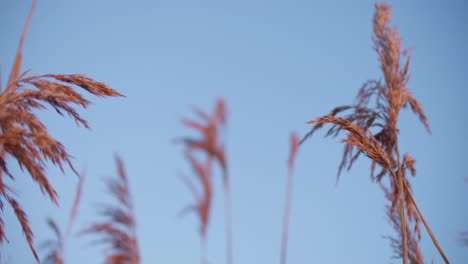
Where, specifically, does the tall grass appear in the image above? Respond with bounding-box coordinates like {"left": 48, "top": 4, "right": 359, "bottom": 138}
{"left": 40, "top": 174, "right": 85, "bottom": 264}
{"left": 2, "top": 1, "right": 459, "bottom": 263}
{"left": 178, "top": 98, "right": 232, "bottom": 264}
{"left": 81, "top": 156, "right": 140, "bottom": 264}
{"left": 280, "top": 133, "right": 299, "bottom": 264}
{"left": 301, "top": 2, "right": 448, "bottom": 263}
{"left": 178, "top": 151, "right": 213, "bottom": 264}
{"left": 0, "top": 0, "right": 123, "bottom": 261}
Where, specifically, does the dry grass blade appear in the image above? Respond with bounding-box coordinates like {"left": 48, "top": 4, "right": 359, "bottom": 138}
{"left": 81, "top": 155, "right": 140, "bottom": 264}
{"left": 280, "top": 132, "right": 300, "bottom": 264}
{"left": 6, "top": 194, "right": 38, "bottom": 261}
{"left": 0, "top": 1, "right": 123, "bottom": 261}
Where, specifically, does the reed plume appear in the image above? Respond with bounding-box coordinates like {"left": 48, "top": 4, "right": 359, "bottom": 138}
{"left": 40, "top": 174, "right": 85, "bottom": 264}
{"left": 0, "top": 0, "right": 123, "bottom": 261}
{"left": 178, "top": 98, "right": 232, "bottom": 264}
{"left": 302, "top": 2, "right": 448, "bottom": 263}
{"left": 280, "top": 133, "right": 300, "bottom": 264}
{"left": 81, "top": 156, "right": 140, "bottom": 264}
{"left": 178, "top": 151, "right": 213, "bottom": 264}
{"left": 41, "top": 219, "right": 64, "bottom": 264}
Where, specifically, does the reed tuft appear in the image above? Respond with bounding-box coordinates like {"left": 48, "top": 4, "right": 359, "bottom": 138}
{"left": 178, "top": 151, "right": 213, "bottom": 264}
{"left": 302, "top": 2, "right": 448, "bottom": 263}
{"left": 178, "top": 98, "right": 232, "bottom": 264}
{"left": 40, "top": 174, "right": 85, "bottom": 264}
{"left": 0, "top": 1, "right": 123, "bottom": 261}
{"left": 81, "top": 156, "right": 140, "bottom": 264}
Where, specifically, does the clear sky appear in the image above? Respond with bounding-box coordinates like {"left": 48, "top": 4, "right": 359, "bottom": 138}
{"left": 1, "top": 0, "right": 467, "bottom": 263}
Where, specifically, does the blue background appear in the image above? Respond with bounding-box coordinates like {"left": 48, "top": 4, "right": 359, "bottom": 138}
{"left": 1, "top": 0, "right": 467, "bottom": 263}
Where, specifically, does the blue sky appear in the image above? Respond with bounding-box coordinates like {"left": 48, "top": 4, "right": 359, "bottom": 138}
{"left": 1, "top": 0, "right": 467, "bottom": 263}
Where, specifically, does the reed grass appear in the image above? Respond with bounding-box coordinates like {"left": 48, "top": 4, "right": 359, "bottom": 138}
{"left": 40, "top": 174, "right": 85, "bottom": 264}
{"left": 178, "top": 151, "right": 213, "bottom": 264}
{"left": 301, "top": 2, "right": 448, "bottom": 263}
{"left": 0, "top": 0, "right": 123, "bottom": 261}
{"left": 280, "top": 133, "right": 300, "bottom": 264}
{"left": 81, "top": 156, "right": 140, "bottom": 264}
{"left": 178, "top": 98, "right": 232, "bottom": 264}
{"left": 41, "top": 219, "right": 64, "bottom": 264}
{"left": 2, "top": 1, "right": 457, "bottom": 263}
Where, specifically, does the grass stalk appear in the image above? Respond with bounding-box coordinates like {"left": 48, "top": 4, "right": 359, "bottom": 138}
{"left": 280, "top": 169, "right": 293, "bottom": 264}
{"left": 223, "top": 175, "right": 233, "bottom": 264}
{"left": 280, "top": 133, "right": 299, "bottom": 264}
{"left": 397, "top": 169, "right": 408, "bottom": 264}
{"left": 179, "top": 98, "right": 230, "bottom": 264}
{"left": 395, "top": 144, "right": 408, "bottom": 264}
{"left": 388, "top": 144, "right": 448, "bottom": 263}
{"left": 280, "top": 164, "right": 293, "bottom": 264}
{"left": 402, "top": 180, "right": 450, "bottom": 263}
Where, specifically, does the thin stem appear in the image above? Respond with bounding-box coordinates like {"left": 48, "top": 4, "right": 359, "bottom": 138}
{"left": 223, "top": 176, "right": 233, "bottom": 264}
{"left": 387, "top": 156, "right": 449, "bottom": 264}
{"left": 397, "top": 170, "right": 408, "bottom": 264}
{"left": 402, "top": 180, "right": 450, "bottom": 264}
{"left": 395, "top": 144, "right": 408, "bottom": 264}
{"left": 388, "top": 167, "right": 408, "bottom": 264}
{"left": 280, "top": 165, "right": 294, "bottom": 264}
